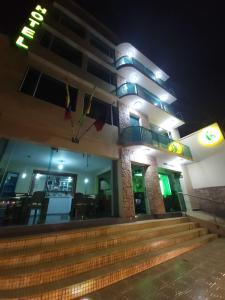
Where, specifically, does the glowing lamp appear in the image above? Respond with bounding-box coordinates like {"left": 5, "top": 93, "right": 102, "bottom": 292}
{"left": 159, "top": 94, "right": 168, "bottom": 101}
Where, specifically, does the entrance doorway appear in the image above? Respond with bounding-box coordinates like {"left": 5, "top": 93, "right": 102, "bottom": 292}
{"left": 131, "top": 165, "right": 147, "bottom": 214}
{"left": 158, "top": 168, "right": 186, "bottom": 213}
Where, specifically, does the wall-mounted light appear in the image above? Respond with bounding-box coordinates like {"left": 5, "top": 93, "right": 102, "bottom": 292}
{"left": 21, "top": 173, "right": 27, "bottom": 179}
{"left": 198, "top": 123, "right": 224, "bottom": 147}
{"left": 134, "top": 101, "right": 142, "bottom": 109}
{"left": 129, "top": 73, "right": 138, "bottom": 83}
{"left": 36, "top": 173, "right": 42, "bottom": 179}
{"left": 155, "top": 71, "right": 162, "bottom": 80}
{"left": 159, "top": 94, "right": 168, "bottom": 101}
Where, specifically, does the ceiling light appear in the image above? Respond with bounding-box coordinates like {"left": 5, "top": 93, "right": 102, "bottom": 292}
{"left": 159, "top": 94, "right": 168, "bottom": 101}
{"left": 129, "top": 73, "right": 138, "bottom": 83}
{"left": 84, "top": 178, "right": 89, "bottom": 184}
{"left": 21, "top": 173, "right": 27, "bottom": 179}
{"left": 134, "top": 101, "right": 142, "bottom": 109}
{"left": 58, "top": 163, "right": 64, "bottom": 170}
{"left": 155, "top": 71, "right": 162, "bottom": 79}
{"left": 134, "top": 172, "right": 142, "bottom": 177}
{"left": 158, "top": 127, "right": 163, "bottom": 132}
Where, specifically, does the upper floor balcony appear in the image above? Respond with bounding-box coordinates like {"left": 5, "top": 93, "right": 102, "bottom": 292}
{"left": 116, "top": 56, "right": 175, "bottom": 98}
{"left": 119, "top": 126, "right": 192, "bottom": 160}
{"left": 116, "top": 82, "right": 184, "bottom": 130}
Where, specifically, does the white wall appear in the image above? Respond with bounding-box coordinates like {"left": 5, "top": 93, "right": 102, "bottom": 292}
{"left": 187, "top": 150, "right": 225, "bottom": 189}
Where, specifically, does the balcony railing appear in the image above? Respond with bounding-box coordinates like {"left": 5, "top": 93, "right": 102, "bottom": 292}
{"left": 119, "top": 126, "right": 192, "bottom": 160}
{"left": 116, "top": 55, "right": 176, "bottom": 97}
{"left": 116, "top": 82, "right": 183, "bottom": 120}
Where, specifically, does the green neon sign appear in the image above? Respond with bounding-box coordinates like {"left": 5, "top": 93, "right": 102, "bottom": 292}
{"left": 16, "top": 4, "right": 47, "bottom": 50}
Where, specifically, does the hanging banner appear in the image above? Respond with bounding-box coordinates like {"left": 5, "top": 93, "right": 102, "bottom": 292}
{"left": 16, "top": 4, "right": 47, "bottom": 50}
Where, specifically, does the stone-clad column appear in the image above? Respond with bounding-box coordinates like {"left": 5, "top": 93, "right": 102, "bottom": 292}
{"left": 145, "top": 157, "right": 166, "bottom": 215}
{"left": 119, "top": 148, "right": 135, "bottom": 218}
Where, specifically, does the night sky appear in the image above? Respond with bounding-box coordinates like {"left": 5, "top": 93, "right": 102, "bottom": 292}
{"left": 2, "top": 0, "right": 225, "bottom": 137}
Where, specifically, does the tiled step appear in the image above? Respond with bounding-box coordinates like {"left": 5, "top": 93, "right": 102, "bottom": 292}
{"left": 0, "top": 217, "right": 189, "bottom": 250}
{"left": 0, "top": 227, "right": 207, "bottom": 289}
{"left": 0, "top": 221, "right": 199, "bottom": 268}
{"left": 0, "top": 234, "right": 216, "bottom": 300}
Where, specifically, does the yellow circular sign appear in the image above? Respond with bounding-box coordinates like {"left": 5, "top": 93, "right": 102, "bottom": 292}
{"left": 168, "top": 141, "right": 183, "bottom": 154}
{"left": 199, "top": 123, "right": 224, "bottom": 147}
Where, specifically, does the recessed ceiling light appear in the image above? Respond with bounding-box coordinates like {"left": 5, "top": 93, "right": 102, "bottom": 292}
{"left": 155, "top": 71, "right": 162, "bottom": 79}
{"left": 129, "top": 73, "right": 138, "bottom": 83}
{"left": 159, "top": 94, "right": 168, "bottom": 101}
{"left": 21, "top": 173, "right": 27, "bottom": 179}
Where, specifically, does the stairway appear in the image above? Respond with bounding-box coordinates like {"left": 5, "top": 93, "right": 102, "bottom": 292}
{"left": 0, "top": 217, "right": 216, "bottom": 299}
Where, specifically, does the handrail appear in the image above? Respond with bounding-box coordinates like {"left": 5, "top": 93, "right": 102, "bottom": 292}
{"left": 177, "top": 192, "right": 222, "bottom": 205}
{"left": 177, "top": 192, "right": 225, "bottom": 226}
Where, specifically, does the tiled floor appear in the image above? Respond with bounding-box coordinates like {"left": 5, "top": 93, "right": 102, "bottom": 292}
{"left": 80, "top": 239, "right": 225, "bottom": 300}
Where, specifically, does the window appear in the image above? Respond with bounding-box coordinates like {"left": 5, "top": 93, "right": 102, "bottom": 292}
{"left": 52, "top": 7, "right": 86, "bottom": 38}
{"left": 87, "top": 60, "right": 116, "bottom": 86}
{"left": 83, "top": 95, "right": 118, "bottom": 127}
{"left": 20, "top": 68, "right": 40, "bottom": 95}
{"left": 40, "top": 31, "right": 82, "bottom": 67}
{"left": 51, "top": 37, "right": 82, "bottom": 67}
{"left": 90, "top": 34, "right": 115, "bottom": 59}
{"left": 20, "top": 67, "right": 77, "bottom": 111}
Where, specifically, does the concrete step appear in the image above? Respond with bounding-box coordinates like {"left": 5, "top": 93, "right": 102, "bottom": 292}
{"left": 0, "top": 221, "right": 199, "bottom": 268}
{"left": 0, "top": 234, "right": 216, "bottom": 300}
{"left": 0, "top": 227, "right": 208, "bottom": 290}
{"left": 0, "top": 217, "right": 189, "bottom": 250}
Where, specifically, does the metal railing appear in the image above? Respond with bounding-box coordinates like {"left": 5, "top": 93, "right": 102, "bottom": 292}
{"left": 177, "top": 192, "right": 225, "bottom": 227}
{"left": 119, "top": 126, "right": 192, "bottom": 160}
{"left": 116, "top": 82, "right": 183, "bottom": 121}
{"left": 116, "top": 55, "right": 176, "bottom": 97}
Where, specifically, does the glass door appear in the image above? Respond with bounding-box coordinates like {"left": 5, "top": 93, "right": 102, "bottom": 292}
{"left": 130, "top": 115, "right": 141, "bottom": 142}
{"left": 132, "top": 165, "right": 147, "bottom": 214}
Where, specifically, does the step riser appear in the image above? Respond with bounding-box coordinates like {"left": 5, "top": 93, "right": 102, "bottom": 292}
{"left": 0, "top": 222, "right": 198, "bottom": 268}
{"left": 2, "top": 235, "right": 215, "bottom": 300}
{"left": 0, "top": 229, "right": 207, "bottom": 290}
{"left": 0, "top": 218, "right": 189, "bottom": 250}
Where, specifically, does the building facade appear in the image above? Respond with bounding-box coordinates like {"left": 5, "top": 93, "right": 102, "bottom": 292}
{"left": 0, "top": 0, "right": 194, "bottom": 227}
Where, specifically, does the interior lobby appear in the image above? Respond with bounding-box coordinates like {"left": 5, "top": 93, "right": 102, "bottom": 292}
{"left": 0, "top": 138, "right": 117, "bottom": 226}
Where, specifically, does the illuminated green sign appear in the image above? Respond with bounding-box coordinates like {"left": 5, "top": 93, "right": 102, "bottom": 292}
{"left": 16, "top": 5, "right": 47, "bottom": 50}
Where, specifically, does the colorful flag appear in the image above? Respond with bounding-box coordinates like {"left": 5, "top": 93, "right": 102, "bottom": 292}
{"left": 79, "top": 86, "right": 96, "bottom": 125}
{"left": 64, "top": 83, "right": 72, "bottom": 119}
{"left": 93, "top": 115, "right": 106, "bottom": 132}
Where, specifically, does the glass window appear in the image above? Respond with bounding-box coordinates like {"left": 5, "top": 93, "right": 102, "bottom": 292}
{"left": 90, "top": 34, "right": 115, "bottom": 59}
{"left": 20, "top": 68, "right": 77, "bottom": 111}
{"left": 35, "top": 74, "right": 77, "bottom": 111}
{"left": 52, "top": 7, "right": 86, "bottom": 38}
{"left": 51, "top": 36, "right": 82, "bottom": 67}
{"left": 83, "top": 95, "right": 112, "bottom": 125}
{"left": 87, "top": 60, "right": 116, "bottom": 86}
{"left": 112, "top": 106, "right": 119, "bottom": 127}
{"left": 20, "top": 68, "right": 40, "bottom": 95}
{"left": 40, "top": 30, "right": 53, "bottom": 48}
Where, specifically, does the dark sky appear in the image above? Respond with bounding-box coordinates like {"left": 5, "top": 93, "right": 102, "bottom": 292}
{"left": 2, "top": 0, "right": 225, "bottom": 137}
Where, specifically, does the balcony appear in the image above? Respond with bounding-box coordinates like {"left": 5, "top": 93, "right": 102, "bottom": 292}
{"left": 116, "top": 82, "right": 183, "bottom": 121}
{"left": 119, "top": 126, "right": 192, "bottom": 160}
{"left": 116, "top": 56, "right": 176, "bottom": 98}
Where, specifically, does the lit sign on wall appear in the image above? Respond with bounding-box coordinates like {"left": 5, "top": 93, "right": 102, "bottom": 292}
{"left": 16, "top": 5, "right": 47, "bottom": 50}
{"left": 168, "top": 141, "right": 184, "bottom": 155}
{"left": 199, "top": 123, "right": 224, "bottom": 147}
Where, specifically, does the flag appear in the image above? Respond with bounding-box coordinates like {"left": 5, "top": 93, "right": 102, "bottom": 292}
{"left": 79, "top": 86, "right": 96, "bottom": 125}
{"left": 64, "top": 83, "right": 72, "bottom": 119}
{"left": 93, "top": 115, "right": 106, "bottom": 132}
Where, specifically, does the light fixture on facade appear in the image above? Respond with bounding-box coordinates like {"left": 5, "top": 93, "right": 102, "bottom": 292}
{"left": 84, "top": 178, "right": 89, "bottom": 184}
{"left": 155, "top": 71, "right": 162, "bottom": 80}
{"left": 198, "top": 123, "right": 224, "bottom": 147}
{"left": 158, "top": 127, "right": 163, "bottom": 132}
{"left": 134, "top": 101, "right": 142, "bottom": 109}
{"left": 21, "top": 173, "right": 27, "bottom": 179}
{"left": 159, "top": 94, "right": 168, "bottom": 101}
{"left": 129, "top": 73, "right": 138, "bottom": 83}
